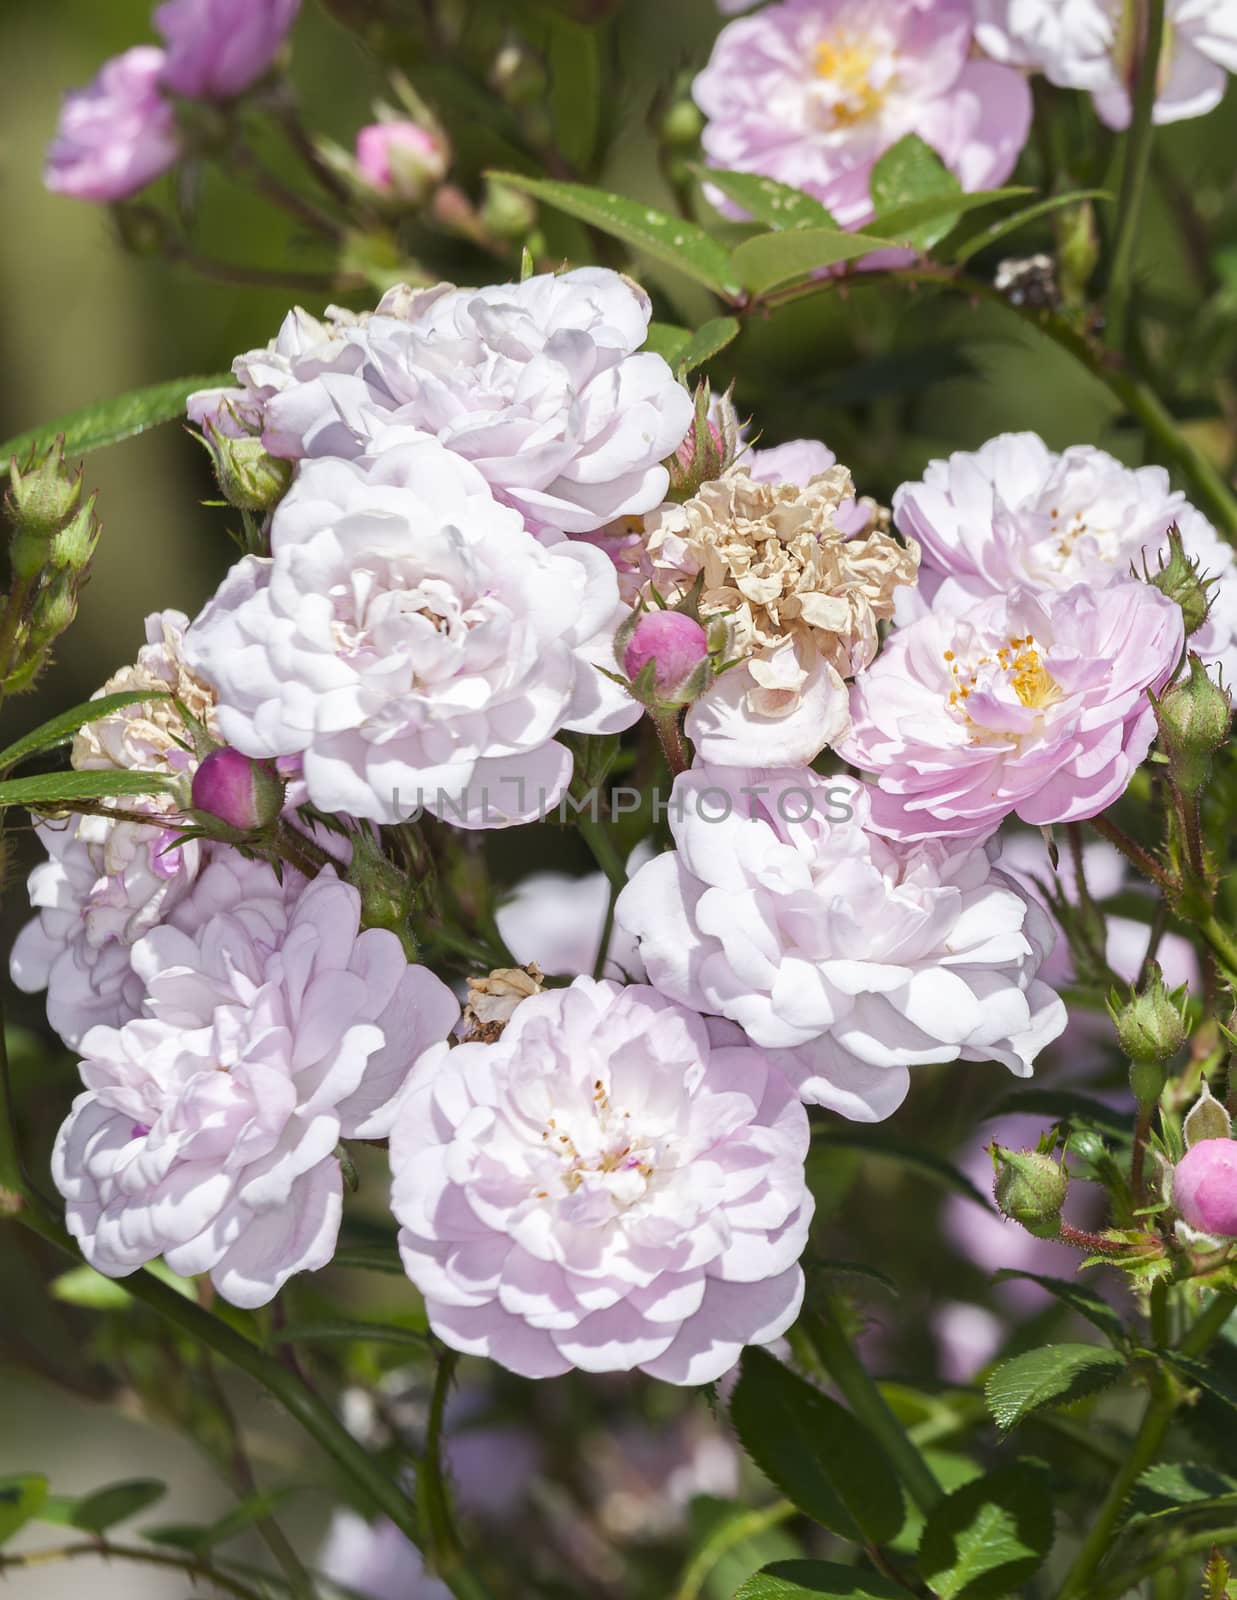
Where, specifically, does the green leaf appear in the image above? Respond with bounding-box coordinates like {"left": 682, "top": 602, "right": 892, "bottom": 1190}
{"left": 71, "top": 1479, "right": 166, "bottom": 1534}
{"left": 873, "top": 188, "right": 1033, "bottom": 250}
{"left": 1129, "top": 1461, "right": 1237, "bottom": 1524}
{"left": 734, "top": 1560, "right": 907, "bottom": 1599}
{"left": 644, "top": 321, "right": 693, "bottom": 365}
{"left": 330, "top": 1245, "right": 406, "bottom": 1274}
{"left": 948, "top": 188, "right": 1113, "bottom": 266}
{"left": 984, "top": 1344, "right": 1126, "bottom": 1432}
{"left": 0, "top": 768, "right": 178, "bottom": 812}
{"left": 891, "top": 1452, "right": 984, "bottom": 1557}
{"left": 698, "top": 169, "right": 839, "bottom": 232}
{"left": 269, "top": 1319, "right": 431, "bottom": 1349}
{"left": 487, "top": 173, "right": 741, "bottom": 297}
{"left": 917, "top": 1461, "right": 1054, "bottom": 1600}
{"left": 546, "top": 15, "right": 602, "bottom": 172}
{"left": 808, "top": 1259, "right": 899, "bottom": 1299}
{"left": 0, "top": 690, "right": 172, "bottom": 774}
{"left": 730, "top": 1348, "right": 904, "bottom": 1544}
{"left": 0, "top": 1476, "right": 48, "bottom": 1546}
{"left": 680, "top": 1496, "right": 799, "bottom": 1600}
{"left": 731, "top": 226, "right": 894, "bottom": 295}
{"left": 869, "top": 134, "right": 962, "bottom": 250}
{"left": 812, "top": 1128, "right": 988, "bottom": 1209}
{"left": 1163, "top": 1350, "right": 1237, "bottom": 1414}
{"left": 675, "top": 316, "right": 741, "bottom": 374}
{"left": 0, "top": 376, "right": 231, "bottom": 478}
{"left": 50, "top": 1260, "right": 195, "bottom": 1308}
{"left": 990, "top": 1271, "right": 1127, "bottom": 1344}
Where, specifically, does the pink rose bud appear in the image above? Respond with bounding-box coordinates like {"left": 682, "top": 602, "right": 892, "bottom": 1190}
{"left": 154, "top": 0, "right": 301, "bottom": 101}
{"left": 44, "top": 48, "right": 182, "bottom": 204}
{"left": 1172, "top": 1138, "right": 1237, "bottom": 1239}
{"left": 191, "top": 747, "right": 285, "bottom": 832}
{"left": 623, "top": 611, "right": 709, "bottom": 694}
{"left": 355, "top": 121, "right": 449, "bottom": 202}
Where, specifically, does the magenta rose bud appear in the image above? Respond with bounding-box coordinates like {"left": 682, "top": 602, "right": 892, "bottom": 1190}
{"left": 45, "top": 47, "right": 181, "bottom": 203}
{"left": 154, "top": 0, "right": 301, "bottom": 100}
{"left": 191, "top": 747, "right": 284, "bottom": 832}
{"left": 355, "top": 121, "right": 449, "bottom": 202}
{"left": 1172, "top": 1139, "right": 1237, "bottom": 1239}
{"left": 624, "top": 611, "right": 709, "bottom": 695}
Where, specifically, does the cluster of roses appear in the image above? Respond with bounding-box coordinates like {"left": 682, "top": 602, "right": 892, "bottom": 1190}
{"left": 13, "top": 248, "right": 1236, "bottom": 1386}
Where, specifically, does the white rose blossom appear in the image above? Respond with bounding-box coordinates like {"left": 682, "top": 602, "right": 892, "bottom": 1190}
{"left": 185, "top": 434, "right": 639, "bottom": 828}
{"left": 616, "top": 768, "right": 1067, "bottom": 1121}
{"left": 257, "top": 267, "right": 695, "bottom": 538}
{"left": 53, "top": 857, "right": 459, "bottom": 1307}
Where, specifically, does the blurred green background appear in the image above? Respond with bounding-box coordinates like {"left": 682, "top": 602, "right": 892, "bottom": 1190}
{"left": 1, "top": 3, "right": 1235, "bottom": 1590}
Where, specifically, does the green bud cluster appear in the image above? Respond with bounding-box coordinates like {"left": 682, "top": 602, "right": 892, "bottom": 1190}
{"left": 2, "top": 437, "right": 101, "bottom": 694}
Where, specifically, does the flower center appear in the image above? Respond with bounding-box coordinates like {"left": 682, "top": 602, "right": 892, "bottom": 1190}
{"left": 536, "top": 1082, "right": 657, "bottom": 1209}
{"left": 944, "top": 635, "right": 1063, "bottom": 722}
{"left": 812, "top": 34, "right": 887, "bottom": 125}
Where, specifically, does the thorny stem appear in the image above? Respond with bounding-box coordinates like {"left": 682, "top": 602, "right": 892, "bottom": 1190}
{"left": 653, "top": 710, "right": 689, "bottom": 777}
{"left": 0, "top": 1542, "right": 269, "bottom": 1600}
{"left": 271, "top": 91, "right": 356, "bottom": 210}
{"left": 1105, "top": 0, "right": 1166, "bottom": 351}
{"left": 1088, "top": 813, "right": 1174, "bottom": 892}
{"left": 1131, "top": 1103, "right": 1154, "bottom": 1209}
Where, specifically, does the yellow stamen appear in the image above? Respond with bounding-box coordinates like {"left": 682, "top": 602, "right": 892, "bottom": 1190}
{"left": 813, "top": 37, "right": 884, "bottom": 124}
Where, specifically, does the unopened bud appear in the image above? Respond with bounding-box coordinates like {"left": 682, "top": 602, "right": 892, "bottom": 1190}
{"left": 1108, "top": 961, "right": 1187, "bottom": 1101}
{"left": 355, "top": 120, "right": 450, "bottom": 204}
{"left": 30, "top": 572, "right": 78, "bottom": 643}
{"left": 1184, "top": 1082, "right": 1232, "bottom": 1147}
{"left": 479, "top": 178, "right": 537, "bottom": 241}
{"left": 622, "top": 610, "right": 709, "bottom": 700}
{"left": 202, "top": 424, "right": 293, "bottom": 512}
{"left": 431, "top": 183, "right": 480, "bottom": 239}
{"left": 344, "top": 827, "right": 416, "bottom": 944}
{"left": 660, "top": 99, "right": 703, "bottom": 148}
{"left": 992, "top": 1145, "right": 1068, "bottom": 1239}
{"left": 1146, "top": 525, "right": 1215, "bottom": 636}
{"left": 190, "top": 746, "right": 285, "bottom": 832}
{"left": 1171, "top": 1137, "right": 1237, "bottom": 1239}
{"left": 5, "top": 438, "right": 82, "bottom": 542}
{"left": 1152, "top": 653, "right": 1231, "bottom": 796}
{"left": 665, "top": 383, "right": 741, "bottom": 501}
{"left": 48, "top": 495, "right": 101, "bottom": 572}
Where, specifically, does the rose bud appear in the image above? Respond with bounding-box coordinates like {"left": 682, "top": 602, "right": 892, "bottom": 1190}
{"left": 621, "top": 610, "right": 711, "bottom": 710}
{"left": 1170, "top": 1138, "right": 1237, "bottom": 1241}
{"left": 355, "top": 120, "right": 449, "bottom": 204}
{"left": 992, "top": 1145, "right": 1068, "bottom": 1239}
{"left": 1146, "top": 524, "right": 1215, "bottom": 637}
{"left": 1152, "top": 652, "right": 1231, "bottom": 797}
{"left": 1108, "top": 961, "right": 1187, "bottom": 1105}
{"left": 190, "top": 746, "right": 285, "bottom": 832}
